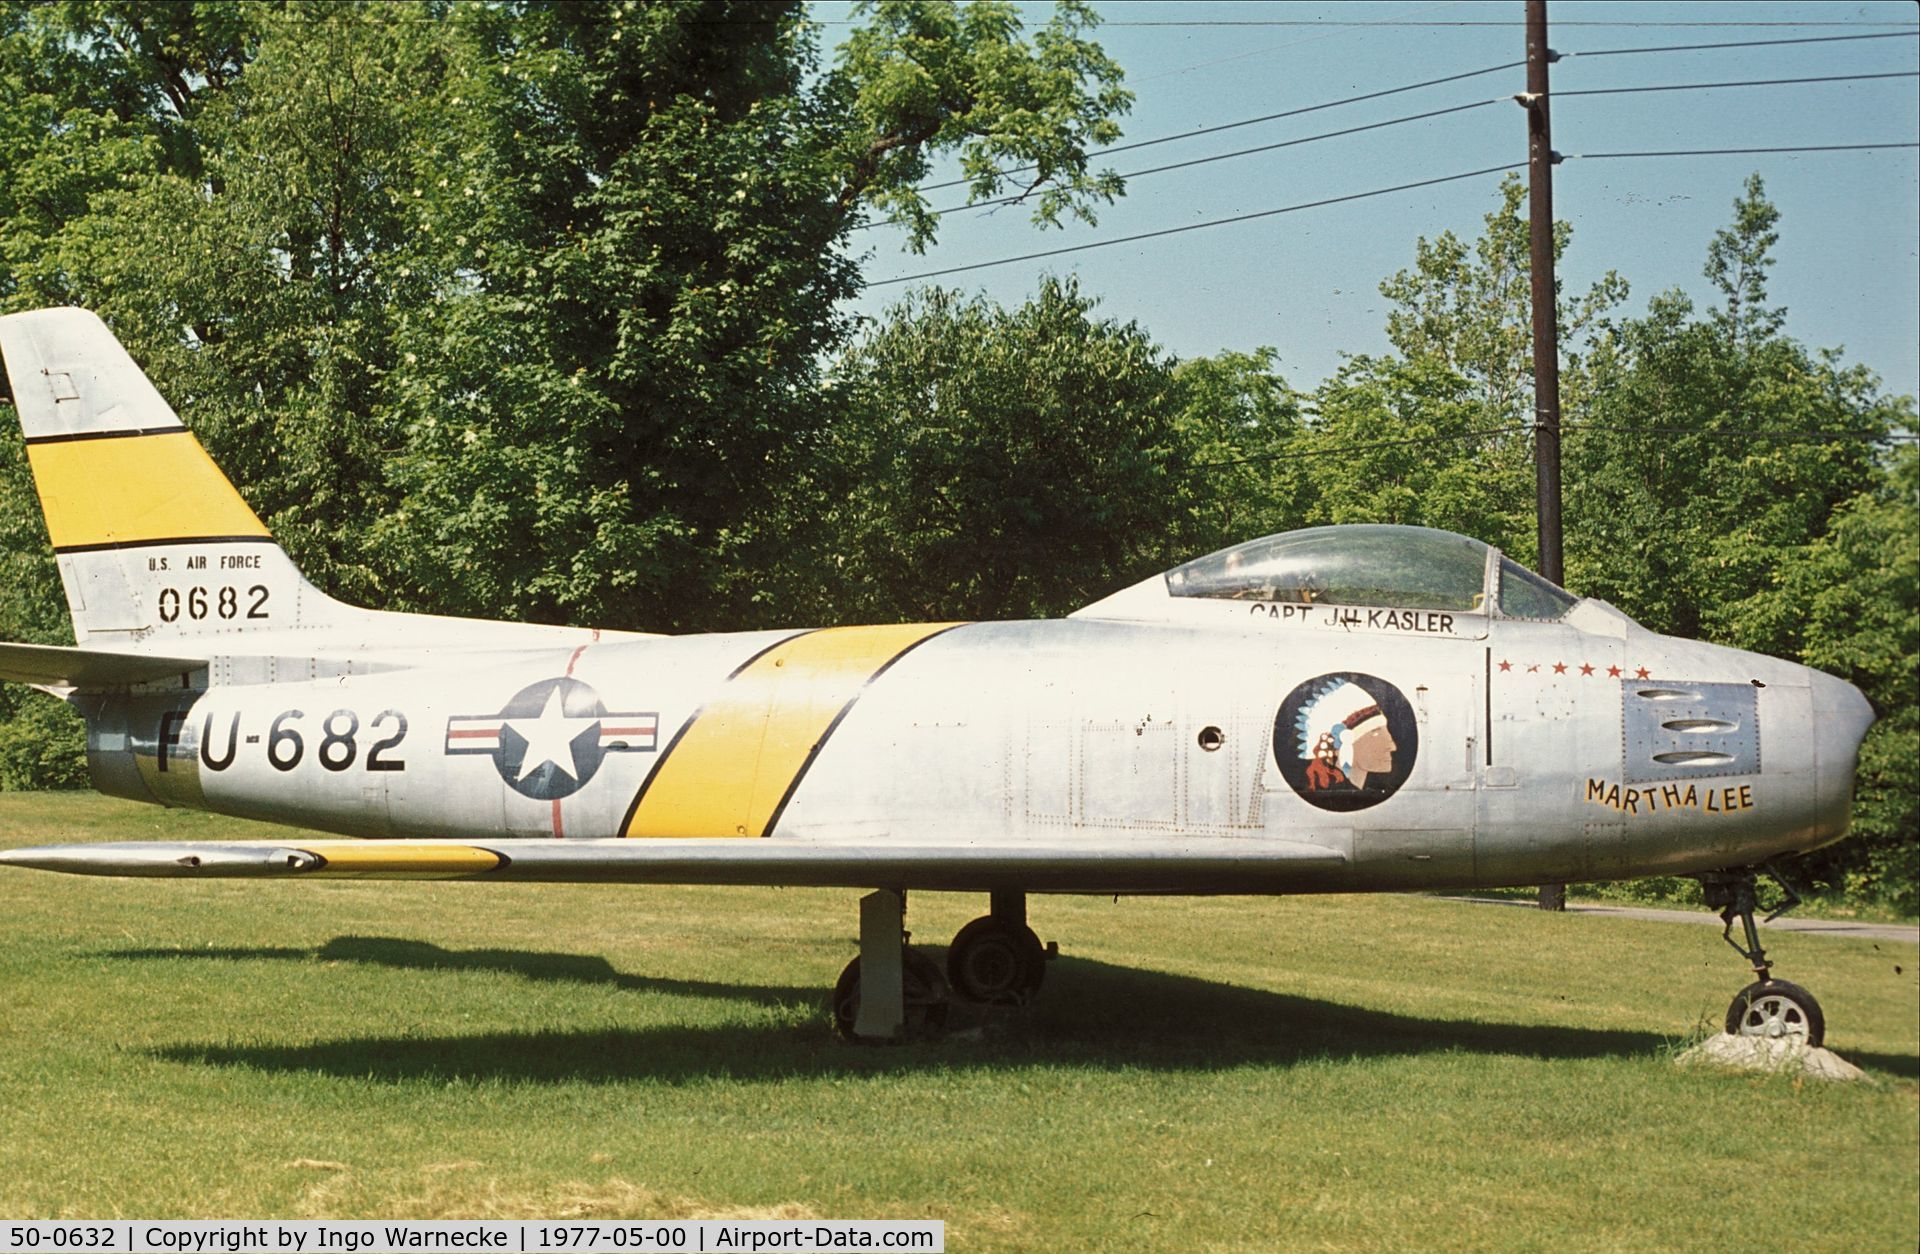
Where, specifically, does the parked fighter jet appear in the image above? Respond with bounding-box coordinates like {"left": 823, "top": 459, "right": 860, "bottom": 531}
{"left": 0, "top": 307, "right": 1878, "bottom": 1043}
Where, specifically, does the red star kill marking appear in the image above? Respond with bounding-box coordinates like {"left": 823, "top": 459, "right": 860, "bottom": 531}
{"left": 1552, "top": 662, "right": 1568, "bottom": 674}
{"left": 1607, "top": 665, "right": 1622, "bottom": 678}
{"left": 1635, "top": 666, "right": 1651, "bottom": 679}
{"left": 1579, "top": 663, "right": 1595, "bottom": 676}
{"left": 1498, "top": 659, "right": 1512, "bottom": 672}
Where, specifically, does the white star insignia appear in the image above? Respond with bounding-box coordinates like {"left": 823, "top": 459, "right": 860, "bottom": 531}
{"left": 506, "top": 687, "right": 596, "bottom": 783}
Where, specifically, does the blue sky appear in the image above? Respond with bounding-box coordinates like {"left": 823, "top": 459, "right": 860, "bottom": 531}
{"left": 817, "top": 0, "right": 1920, "bottom": 401}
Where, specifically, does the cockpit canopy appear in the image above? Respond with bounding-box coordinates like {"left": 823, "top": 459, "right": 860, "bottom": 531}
{"left": 1160, "top": 524, "right": 1578, "bottom": 620}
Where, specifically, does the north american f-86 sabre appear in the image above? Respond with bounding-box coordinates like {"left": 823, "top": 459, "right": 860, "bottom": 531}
{"left": 0, "top": 307, "right": 1876, "bottom": 1043}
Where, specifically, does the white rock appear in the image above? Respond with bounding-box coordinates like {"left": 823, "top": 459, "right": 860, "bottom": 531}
{"left": 1675, "top": 1032, "right": 1869, "bottom": 1082}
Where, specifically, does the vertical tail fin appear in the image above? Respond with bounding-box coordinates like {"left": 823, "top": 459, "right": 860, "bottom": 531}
{"left": 0, "top": 307, "right": 346, "bottom": 647}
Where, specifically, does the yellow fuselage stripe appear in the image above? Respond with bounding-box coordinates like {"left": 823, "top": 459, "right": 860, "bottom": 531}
{"left": 25, "top": 431, "right": 269, "bottom": 550}
{"left": 623, "top": 623, "right": 962, "bottom": 839}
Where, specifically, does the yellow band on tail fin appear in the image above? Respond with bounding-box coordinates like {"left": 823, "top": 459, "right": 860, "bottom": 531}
{"left": 25, "top": 430, "right": 270, "bottom": 553}
{"left": 0, "top": 306, "right": 331, "bottom": 644}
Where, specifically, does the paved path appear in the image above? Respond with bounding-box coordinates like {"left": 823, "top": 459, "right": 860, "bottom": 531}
{"left": 1444, "top": 895, "right": 1920, "bottom": 944}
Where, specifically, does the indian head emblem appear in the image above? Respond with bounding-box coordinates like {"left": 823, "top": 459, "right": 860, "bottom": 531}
{"left": 1273, "top": 672, "right": 1418, "bottom": 812}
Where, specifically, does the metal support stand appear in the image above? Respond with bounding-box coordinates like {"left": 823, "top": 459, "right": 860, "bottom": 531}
{"left": 852, "top": 889, "right": 906, "bottom": 1040}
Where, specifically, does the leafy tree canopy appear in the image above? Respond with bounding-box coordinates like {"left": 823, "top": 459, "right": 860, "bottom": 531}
{"left": 0, "top": 0, "right": 1132, "bottom": 631}
{"left": 813, "top": 278, "right": 1188, "bottom": 623}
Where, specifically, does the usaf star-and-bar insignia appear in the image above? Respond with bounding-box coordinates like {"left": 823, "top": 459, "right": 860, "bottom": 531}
{"left": 445, "top": 676, "right": 658, "bottom": 801}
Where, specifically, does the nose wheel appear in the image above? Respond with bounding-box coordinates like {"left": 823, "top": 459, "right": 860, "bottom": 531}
{"left": 1726, "top": 979, "right": 1825, "bottom": 1044}
{"left": 1700, "top": 867, "right": 1826, "bottom": 1048}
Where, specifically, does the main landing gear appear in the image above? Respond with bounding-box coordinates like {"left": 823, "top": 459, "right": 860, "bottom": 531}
{"left": 832, "top": 890, "right": 1053, "bottom": 1040}
{"left": 1699, "top": 867, "right": 1826, "bottom": 1047}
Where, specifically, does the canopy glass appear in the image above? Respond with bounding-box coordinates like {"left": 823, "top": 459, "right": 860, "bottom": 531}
{"left": 1162, "top": 524, "right": 1577, "bottom": 619}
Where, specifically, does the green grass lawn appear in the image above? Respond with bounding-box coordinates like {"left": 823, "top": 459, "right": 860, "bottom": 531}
{"left": 2, "top": 793, "right": 1915, "bottom": 1249}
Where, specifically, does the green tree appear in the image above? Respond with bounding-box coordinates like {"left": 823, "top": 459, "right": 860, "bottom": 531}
{"left": 1304, "top": 174, "right": 1624, "bottom": 560}
{"left": 1702, "top": 172, "right": 1786, "bottom": 350}
{"left": 1566, "top": 177, "right": 1895, "bottom": 643}
{"left": 0, "top": 409, "right": 86, "bottom": 788}
{"left": 0, "top": 0, "right": 1134, "bottom": 787}
{"left": 0, "top": 0, "right": 1133, "bottom": 635}
{"left": 811, "top": 279, "right": 1190, "bottom": 623}
{"left": 1733, "top": 447, "right": 1919, "bottom": 912}
{"left": 1167, "top": 348, "right": 1309, "bottom": 550}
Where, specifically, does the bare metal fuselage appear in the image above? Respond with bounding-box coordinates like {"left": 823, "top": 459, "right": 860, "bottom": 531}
{"left": 75, "top": 597, "right": 1861, "bottom": 895}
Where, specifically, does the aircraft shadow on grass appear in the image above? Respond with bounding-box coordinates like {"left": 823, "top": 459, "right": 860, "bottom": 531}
{"left": 110, "top": 933, "right": 1914, "bottom": 1084}
{"left": 106, "top": 935, "right": 805, "bottom": 1007}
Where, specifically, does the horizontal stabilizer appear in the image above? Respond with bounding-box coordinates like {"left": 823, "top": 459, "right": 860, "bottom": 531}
{"left": 0, "top": 836, "right": 1346, "bottom": 893}
{"left": 0, "top": 640, "right": 205, "bottom": 688}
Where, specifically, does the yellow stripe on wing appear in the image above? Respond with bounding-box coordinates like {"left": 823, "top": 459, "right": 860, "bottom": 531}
{"left": 25, "top": 431, "right": 270, "bottom": 551}
{"left": 622, "top": 623, "right": 964, "bottom": 839}
{"left": 307, "top": 843, "right": 504, "bottom": 878}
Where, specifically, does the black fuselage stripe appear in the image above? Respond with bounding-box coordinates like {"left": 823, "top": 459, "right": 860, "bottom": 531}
{"left": 758, "top": 623, "right": 972, "bottom": 839}
{"left": 53, "top": 534, "right": 278, "bottom": 555}
{"left": 24, "top": 425, "right": 188, "bottom": 445}
{"left": 1484, "top": 646, "right": 1493, "bottom": 765}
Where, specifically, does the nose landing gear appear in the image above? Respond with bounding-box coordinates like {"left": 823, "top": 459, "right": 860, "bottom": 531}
{"left": 1699, "top": 867, "right": 1825, "bottom": 1047}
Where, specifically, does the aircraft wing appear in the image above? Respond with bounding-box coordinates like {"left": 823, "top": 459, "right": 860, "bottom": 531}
{"left": 0, "top": 836, "right": 1346, "bottom": 893}
{"left": 0, "top": 640, "right": 205, "bottom": 688}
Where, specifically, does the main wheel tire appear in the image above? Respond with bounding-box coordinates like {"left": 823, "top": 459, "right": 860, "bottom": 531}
{"left": 832, "top": 948, "right": 950, "bottom": 1041}
{"left": 1725, "top": 979, "right": 1825, "bottom": 1047}
{"left": 947, "top": 916, "right": 1046, "bottom": 1006}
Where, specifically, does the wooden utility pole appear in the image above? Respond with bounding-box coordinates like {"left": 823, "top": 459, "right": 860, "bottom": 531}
{"left": 1522, "top": 0, "right": 1568, "bottom": 913}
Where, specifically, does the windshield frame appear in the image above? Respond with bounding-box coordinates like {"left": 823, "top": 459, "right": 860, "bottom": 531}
{"left": 1491, "top": 552, "right": 1582, "bottom": 622}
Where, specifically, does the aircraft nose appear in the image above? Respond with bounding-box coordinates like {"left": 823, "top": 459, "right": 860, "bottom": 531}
{"left": 1810, "top": 667, "right": 1876, "bottom": 843}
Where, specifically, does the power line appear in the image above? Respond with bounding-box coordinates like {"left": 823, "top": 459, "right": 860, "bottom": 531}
{"left": 1091, "top": 20, "right": 1920, "bottom": 28}
{"left": 1131, "top": 0, "right": 1477, "bottom": 86}
{"left": 1569, "top": 141, "right": 1918, "bottom": 160}
{"left": 912, "top": 59, "right": 1526, "bottom": 194}
{"left": 1565, "top": 425, "right": 1920, "bottom": 443}
{"left": 871, "top": 72, "right": 1920, "bottom": 235}
{"left": 867, "top": 136, "right": 1918, "bottom": 288}
{"left": 904, "top": 30, "right": 1915, "bottom": 205}
{"left": 1187, "top": 424, "right": 1917, "bottom": 474}
{"left": 863, "top": 162, "right": 1524, "bottom": 289}
{"left": 859, "top": 99, "right": 1501, "bottom": 232}
{"left": 1566, "top": 29, "right": 1918, "bottom": 58}
{"left": 1558, "top": 70, "right": 1920, "bottom": 98}
{"left": 1190, "top": 426, "right": 1528, "bottom": 470}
